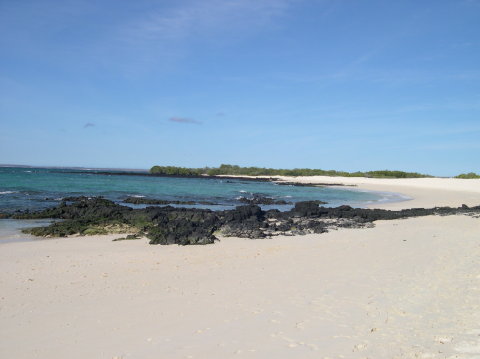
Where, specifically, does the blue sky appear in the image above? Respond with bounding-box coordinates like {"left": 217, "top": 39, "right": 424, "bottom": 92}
{"left": 0, "top": 0, "right": 479, "bottom": 176}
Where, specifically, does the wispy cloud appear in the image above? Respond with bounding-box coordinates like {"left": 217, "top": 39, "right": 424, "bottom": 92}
{"left": 169, "top": 117, "right": 201, "bottom": 125}
{"left": 114, "top": 0, "right": 294, "bottom": 71}
{"left": 83, "top": 122, "right": 95, "bottom": 128}
{"left": 0, "top": 0, "right": 295, "bottom": 76}
{"left": 125, "top": 0, "right": 291, "bottom": 43}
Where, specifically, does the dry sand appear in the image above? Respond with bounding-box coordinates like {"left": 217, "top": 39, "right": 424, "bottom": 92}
{"left": 221, "top": 175, "right": 480, "bottom": 210}
{"left": 271, "top": 176, "right": 480, "bottom": 210}
{"left": 1, "top": 177, "right": 480, "bottom": 359}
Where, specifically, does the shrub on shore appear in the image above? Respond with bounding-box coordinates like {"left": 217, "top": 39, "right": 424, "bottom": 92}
{"left": 150, "top": 165, "right": 202, "bottom": 176}
{"left": 455, "top": 172, "right": 480, "bottom": 179}
{"left": 150, "top": 164, "right": 431, "bottom": 179}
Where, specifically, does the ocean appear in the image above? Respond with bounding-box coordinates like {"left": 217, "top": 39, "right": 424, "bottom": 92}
{"left": 0, "top": 166, "right": 405, "bottom": 213}
{"left": 0, "top": 166, "right": 408, "bottom": 242}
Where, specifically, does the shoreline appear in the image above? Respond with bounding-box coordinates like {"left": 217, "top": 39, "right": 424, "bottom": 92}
{"left": 335, "top": 185, "right": 413, "bottom": 208}
{"left": 89, "top": 172, "right": 480, "bottom": 210}
{"left": 1, "top": 176, "right": 478, "bottom": 244}
{"left": 6, "top": 166, "right": 476, "bottom": 212}
{"left": 219, "top": 175, "right": 480, "bottom": 210}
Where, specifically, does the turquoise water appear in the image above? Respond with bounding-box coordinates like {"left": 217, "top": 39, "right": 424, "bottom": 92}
{"left": 0, "top": 219, "right": 57, "bottom": 244}
{"left": 0, "top": 167, "right": 401, "bottom": 212}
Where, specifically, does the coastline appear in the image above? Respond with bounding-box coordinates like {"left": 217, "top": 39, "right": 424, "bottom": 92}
{"left": 219, "top": 175, "right": 480, "bottom": 210}
{"left": 72, "top": 170, "right": 480, "bottom": 210}
{"left": 1, "top": 177, "right": 480, "bottom": 358}
{"left": 284, "top": 176, "right": 480, "bottom": 209}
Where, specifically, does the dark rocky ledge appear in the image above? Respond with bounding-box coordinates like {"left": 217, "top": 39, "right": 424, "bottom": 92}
{"left": 123, "top": 195, "right": 295, "bottom": 206}
{"left": 123, "top": 196, "right": 216, "bottom": 206}
{"left": 4, "top": 198, "right": 479, "bottom": 245}
{"left": 58, "top": 170, "right": 278, "bottom": 182}
{"left": 237, "top": 194, "right": 294, "bottom": 205}
{"left": 57, "top": 170, "right": 347, "bottom": 187}
{"left": 275, "top": 181, "right": 352, "bottom": 187}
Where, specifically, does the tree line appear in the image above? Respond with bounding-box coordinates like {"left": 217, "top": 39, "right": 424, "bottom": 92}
{"left": 150, "top": 164, "right": 433, "bottom": 178}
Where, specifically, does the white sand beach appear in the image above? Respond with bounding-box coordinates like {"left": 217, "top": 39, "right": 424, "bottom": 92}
{"left": 221, "top": 175, "right": 480, "bottom": 210}
{"left": 1, "top": 177, "right": 480, "bottom": 359}
{"left": 271, "top": 176, "right": 480, "bottom": 210}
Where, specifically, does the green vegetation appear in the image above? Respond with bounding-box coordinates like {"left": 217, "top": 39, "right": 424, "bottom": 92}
{"left": 22, "top": 221, "right": 137, "bottom": 237}
{"left": 149, "top": 165, "right": 201, "bottom": 176}
{"left": 150, "top": 164, "right": 432, "bottom": 178}
{"left": 455, "top": 172, "right": 480, "bottom": 179}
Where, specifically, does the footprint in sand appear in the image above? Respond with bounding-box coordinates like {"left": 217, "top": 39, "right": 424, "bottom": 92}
{"left": 295, "top": 321, "right": 305, "bottom": 330}
{"left": 434, "top": 335, "right": 453, "bottom": 344}
{"left": 352, "top": 343, "right": 368, "bottom": 351}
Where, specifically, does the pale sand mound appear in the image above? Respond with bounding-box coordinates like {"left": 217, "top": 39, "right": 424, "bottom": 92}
{"left": 1, "top": 214, "right": 480, "bottom": 358}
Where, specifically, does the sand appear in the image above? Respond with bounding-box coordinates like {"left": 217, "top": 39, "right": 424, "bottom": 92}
{"left": 219, "top": 175, "right": 480, "bottom": 210}
{"left": 271, "top": 176, "right": 480, "bottom": 210}
{"left": 1, "top": 177, "right": 480, "bottom": 358}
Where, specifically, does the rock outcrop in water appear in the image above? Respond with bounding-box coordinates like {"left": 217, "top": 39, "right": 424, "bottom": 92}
{"left": 123, "top": 194, "right": 294, "bottom": 206}
{"left": 6, "top": 197, "right": 480, "bottom": 245}
{"left": 237, "top": 193, "right": 293, "bottom": 205}
{"left": 123, "top": 196, "right": 216, "bottom": 206}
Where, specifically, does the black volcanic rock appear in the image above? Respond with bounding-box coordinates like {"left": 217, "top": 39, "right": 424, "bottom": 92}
{"left": 8, "top": 197, "right": 480, "bottom": 245}
{"left": 123, "top": 196, "right": 215, "bottom": 206}
{"left": 146, "top": 208, "right": 219, "bottom": 245}
{"left": 291, "top": 200, "right": 328, "bottom": 216}
{"left": 237, "top": 194, "right": 291, "bottom": 205}
{"left": 220, "top": 205, "right": 267, "bottom": 239}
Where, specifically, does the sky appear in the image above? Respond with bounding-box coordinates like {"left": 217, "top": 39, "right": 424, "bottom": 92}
{"left": 0, "top": 0, "right": 479, "bottom": 176}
